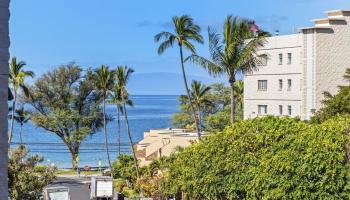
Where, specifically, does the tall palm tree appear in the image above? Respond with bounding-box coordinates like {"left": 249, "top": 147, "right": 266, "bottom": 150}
{"left": 182, "top": 81, "right": 212, "bottom": 132}
{"left": 109, "top": 84, "right": 133, "bottom": 157}
{"left": 8, "top": 57, "right": 34, "bottom": 143}
{"left": 155, "top": 15, "right": 204, "bottom": 139}
{"left": 233, "top": 80, "right": 244, "bottom": 120}
{"left": 115, "top": 66, "right": 143, "bottom": 195}
{"left": 9, "top": 107, "right": 30, "bottom": 145}
{"left": 187, "top": 16, "right": 268, "bottom": 123}
{"left": 94, "top": 65, "right": 115, "bottom": 174}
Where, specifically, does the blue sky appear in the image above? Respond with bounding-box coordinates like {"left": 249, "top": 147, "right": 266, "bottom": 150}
{"left": 9, "top": 0, "right": 350, "bottom": 93}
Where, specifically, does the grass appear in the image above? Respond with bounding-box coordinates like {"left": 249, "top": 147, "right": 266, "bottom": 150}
{"left": 56, "top": 169, "right": 101, "bottom": 176}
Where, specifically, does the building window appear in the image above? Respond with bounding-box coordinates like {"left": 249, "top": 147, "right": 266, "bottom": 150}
{"left": 288, "top": 105, "right": 292, "bottom": 116}
{"left": 287, "top": 79, "right": 292, "bottom": 91}
{"left": 258, "top": 105, "right": 268, "bottom": 115}
{"left": 278, "top": 53, "right": 283, "bottom": 65}
{"left": 279, "top": 79, "right": 283, "bottom": 91}
{"left": 279, "top": 105, "right": 283, "bottom": 115}
{"left": 288, "top": 53, "right": 292, "bottom": 64}
{"left": 257, "top": 54, "right": 268, "bottom": 66}
{"left": 258, "top": 80, "right": 267, "bottom": 91}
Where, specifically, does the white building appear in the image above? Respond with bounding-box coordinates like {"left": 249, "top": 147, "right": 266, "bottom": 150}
{"left": 244, "top": 10, "right": 350, "bottom": 120}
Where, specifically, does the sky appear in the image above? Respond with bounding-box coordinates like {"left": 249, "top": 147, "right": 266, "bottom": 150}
{"left": 9, "top": 0, "right": 350, "bottom": 94}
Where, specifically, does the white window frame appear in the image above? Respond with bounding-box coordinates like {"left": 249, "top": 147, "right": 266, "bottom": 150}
{"left": 258, "top": 105, "right": 268, "bottom": 115}
{"left": 258, "top": 80, "right": 267, "bottom": 91}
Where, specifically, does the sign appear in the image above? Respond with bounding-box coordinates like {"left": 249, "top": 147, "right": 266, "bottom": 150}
{"left": 84, "top": 165, "right": 89, "bottom": 171}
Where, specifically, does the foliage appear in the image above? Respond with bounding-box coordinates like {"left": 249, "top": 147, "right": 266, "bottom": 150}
{"left": 172, "top": 112, "right": 194, "bottom": 129}
{"left": 172, "top": 82, "right": 238, "bottom": 130}
{"left": 8, "top": 146, "right": 56, "bottom": 199}
{"left": 8, "top": 106, "right": 31, "bottom": 144}
{"left": 26, "top": 63, "right": 104, "bottom": 169}
{"left": 155, "top": 15, "right": 204, "bottom": 138}
{"left": 8, "top": 57, "right": 34, "bottom": 143}
{"left": 93, "top": 64, "right": 115, "bottom": 172}
{"left": 187, "top": 16, "right": 268, "bottom": 122}
{"left": 311, "top": 68, "right": 350, "bottom": 123}
{"left": 163, "top": 116, "right": 350, "bottom": 199}
{"left": 154, "top": 15, "right": 203, "bottom": 55}
{"left": 113, "top": 154, "right": 138, "bottom": 185}
{"left": 114, "top": 66, "right": 143, "bottom": 191}
{"left": 180, "top": 81, "right": 213, "bottom": 130}
{"left": 205, "top": 108, "right": 230, "bottom": 132}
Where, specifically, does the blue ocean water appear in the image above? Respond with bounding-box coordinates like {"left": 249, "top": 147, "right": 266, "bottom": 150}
{"left": 10, "top": 95, "right": 179, "bottom": 168}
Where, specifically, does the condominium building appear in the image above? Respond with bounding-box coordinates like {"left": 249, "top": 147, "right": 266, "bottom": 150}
{"left": 244, "top": 10, "right": 350, "bottom": 120}
{"left": 135, "top": 129, "right": 206, "bottom": 166}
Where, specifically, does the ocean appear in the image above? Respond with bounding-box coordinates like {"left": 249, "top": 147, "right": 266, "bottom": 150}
{"left": 10, "top": 95, "right": 179, "bottom": 168}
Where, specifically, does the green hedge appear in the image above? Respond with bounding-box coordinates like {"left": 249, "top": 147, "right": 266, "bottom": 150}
{"left": 165, "top": 116, "right": 350, "bottom": 199}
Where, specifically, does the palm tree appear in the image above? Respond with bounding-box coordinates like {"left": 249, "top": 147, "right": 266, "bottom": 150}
{"left": 154, "top": 15, "right": 204, "bottom": 139}
{"left": 109, "top": 84, "right": 134, "bottom": 157}
{"left": 187, "top": 16, "right": 268, "bottom": 123}
{"left": 94, "top": 65, "right": 115, "bottom": 174}
{"left": 9, "top": 107, "right": 30, "bottom": 145}
{"left": 182, "top": 81, "right": 212, "bottom": 131}
{"left": 233, "top": 80, "right": 244, "bottom": 120}
{"left": 8, "top": 57, "right": 34, "bottom": 143}
{"left": 115, "top": 66, "right": 143, "bottom": 195}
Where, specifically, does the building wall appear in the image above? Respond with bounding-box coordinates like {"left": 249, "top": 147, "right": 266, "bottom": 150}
{"left": 244, "top": 34, "right": 303, "bottom": 119}
{"left": 301, "top": 29, "right": 317, "bottom": 119}
{"left": 244, "top": 11, "right": 350, "bottom": 120}
{"left": 0, "top": 0, "right": 9, "bottom": 198}
{"left": 315, "top": 16, "right": 350, "bottom": 110}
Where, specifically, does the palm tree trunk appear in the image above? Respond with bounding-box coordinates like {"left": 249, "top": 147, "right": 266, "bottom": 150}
{"left": 19, "top": 124, "right": 23, "bottom": 145}
{"left": 230, "top": 81, "right": 236, "bottom": 123}
{"left": 9, "top": 90, "right": 17, "bottom": 143}
{"left": 103, "top": 96, "right": 113, "bottom": 175}
{"left": 179, "top": 45, "right": 201, "bottom": 139}
{"left": 121, "top": 95, "right": 143, "bottom": 196}
{"left": 117, "top": 104, "right": 121, "bottom": 158}
{"left": 197, "top": 106, "right": 201, "bottom": 133}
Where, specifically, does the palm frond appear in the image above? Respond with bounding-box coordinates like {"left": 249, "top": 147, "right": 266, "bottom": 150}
{"left": 208, "top": 27, "right": 224, "bottom": 64}
{"left": 186, "top": 54, "right": 223, "bottom": 77}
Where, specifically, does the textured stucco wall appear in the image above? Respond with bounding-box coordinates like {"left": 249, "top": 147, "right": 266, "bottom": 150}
{"left": 315, "top": 17, "right": 350, "bottom": 110}
{"left": 0, "top": 0, "right": 9, "bottom": 198}
{"left": 244, "top": 34, "right": 303, "bottom": 119}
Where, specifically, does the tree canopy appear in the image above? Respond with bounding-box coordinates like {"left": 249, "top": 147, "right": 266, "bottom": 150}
{"left": 26, "top": 63, "right": 104, "bottom": 169}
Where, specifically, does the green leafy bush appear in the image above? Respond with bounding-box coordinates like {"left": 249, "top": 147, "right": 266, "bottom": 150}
{"left": 8, "top": 146, "right": 56, "bottom": 199}
{"left": 164, "top": 116, "right": 350, "bottom": 199}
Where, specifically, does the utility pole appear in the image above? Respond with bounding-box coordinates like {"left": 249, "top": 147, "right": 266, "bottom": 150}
{"left": 0, "top": 0, "right": 10, "bottom": 198}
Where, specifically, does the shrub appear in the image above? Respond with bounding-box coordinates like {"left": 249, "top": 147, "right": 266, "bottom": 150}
{"left": 8, "top": 146, "right": 57, "bottom": 199}
{"left": 164, "top": 116, "right": 350, "bottom": 199}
